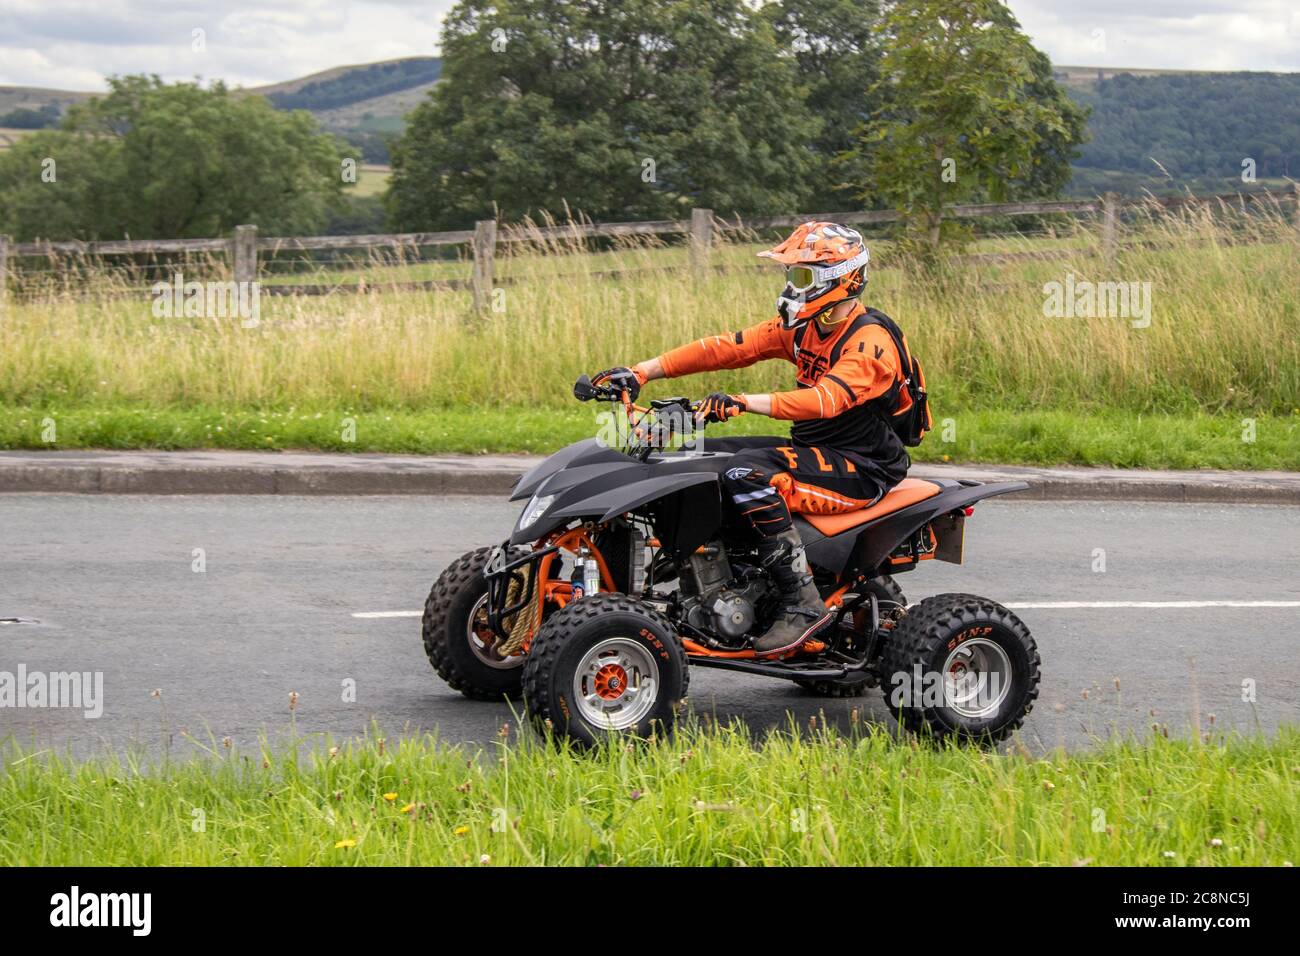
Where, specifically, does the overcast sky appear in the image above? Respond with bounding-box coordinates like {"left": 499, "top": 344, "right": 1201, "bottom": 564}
{"left": 0, "top": 0, "right": 1296, "bottom": 92}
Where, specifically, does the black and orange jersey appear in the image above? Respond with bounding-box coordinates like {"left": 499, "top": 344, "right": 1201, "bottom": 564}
{"left": 656, "top": 301, "right": 913, "bottom": 478}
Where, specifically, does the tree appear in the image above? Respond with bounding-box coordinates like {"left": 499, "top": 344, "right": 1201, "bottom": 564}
{"left": 1072, "top": 72, "right": 1300, "bottom": 186}
{"left": 1010, "top": 38, "right": 1090, "bottom": 199}
{"left": 0, "top": 104, "right": 61, "bottom": 129}
{"left": 764, "top": 0, "right": 884, "bottom": 211}
{"left": 0, "top": 75, "right": 350, "bottom": 241}
{"left": 387, "top": 0, "right": 821, "bottom": 230}
{"left": 860, "top": 0, "right": 1086, "bottom": 249}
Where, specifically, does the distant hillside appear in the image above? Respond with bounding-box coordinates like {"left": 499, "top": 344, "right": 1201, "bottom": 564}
{"left": 0, "top": 85, "right": 92, "bottom": 117}
{"left": 1052, "top": 64, "right": 1221, "bottom": 89}
{"left": 0, "top": 58, "right": 441, "bottom": 164}
{"left": 3, "top": 58, "right": 1296, "bottom": 197}
{"left": 1062, "top": 70, "right": 1300, "bottom": 196}
{"left": 263, "top": 57, "right": 441, "bottom": 112}
{"left": 258, "top": 57, "right": 442, "bottom": 164}
{"left": 311, "top": 81, "right": 441, "bottom": 131}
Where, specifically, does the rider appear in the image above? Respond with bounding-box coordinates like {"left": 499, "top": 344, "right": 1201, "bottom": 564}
{"left": 591, "top": 221, "right": 916, "bottom": 657}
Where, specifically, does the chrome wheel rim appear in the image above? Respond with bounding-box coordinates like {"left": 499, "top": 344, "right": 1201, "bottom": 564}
{"left": 467, "top": 593, "right": 522, "bottom": 670}
{"left": 942, "top": 637, "right": 1012, "bottom": 719}
{"left": 572, "top": 637, "right": 660, "bottom": 731}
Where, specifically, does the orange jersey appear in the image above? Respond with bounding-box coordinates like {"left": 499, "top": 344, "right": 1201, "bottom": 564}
{"left": 657, "top": 302, "right": 914, "bottom": 467}
{"left": 658, "top": 302, "right": 913, "bottom": 420}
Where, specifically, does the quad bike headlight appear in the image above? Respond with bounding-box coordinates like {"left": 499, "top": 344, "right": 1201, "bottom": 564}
{"left": 518, "top": 492, "right": 556, "bottom": 531}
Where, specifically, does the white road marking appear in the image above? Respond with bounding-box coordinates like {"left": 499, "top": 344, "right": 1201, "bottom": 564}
{"left": 354, "top": 600, "right": 1300, "bottom": 618}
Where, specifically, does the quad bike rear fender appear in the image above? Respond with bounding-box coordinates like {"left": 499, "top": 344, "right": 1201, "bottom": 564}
{"left": 798, "top": 479, "right": 1029, "bottom": 578}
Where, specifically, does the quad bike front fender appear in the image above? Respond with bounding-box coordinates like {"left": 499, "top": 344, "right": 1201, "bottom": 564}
{"left": 510, "top": 438, "right": 627, "bottom": 502}
{"left": 508, "top": 471, "right": 720, "bottom": 546}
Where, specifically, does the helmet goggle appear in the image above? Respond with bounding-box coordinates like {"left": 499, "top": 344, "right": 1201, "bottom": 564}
{"left": 782, "top": 249, "right": 870, "bottom": 294}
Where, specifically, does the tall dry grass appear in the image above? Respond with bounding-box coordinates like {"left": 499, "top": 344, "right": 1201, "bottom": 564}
{"left": 2, "top": 203, "right": 1297, "bottom": 417}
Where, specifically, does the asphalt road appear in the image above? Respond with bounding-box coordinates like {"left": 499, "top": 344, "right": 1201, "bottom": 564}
{"left": 2, "top": 494, "right": 1297, "bottom": 758}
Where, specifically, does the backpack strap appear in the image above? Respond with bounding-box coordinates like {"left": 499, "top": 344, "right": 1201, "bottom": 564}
{"left": 828, "top": 308, "right": 881, "bottom": 368}
{"left": 859, "top": 308, "right": 914, "bottom": 383}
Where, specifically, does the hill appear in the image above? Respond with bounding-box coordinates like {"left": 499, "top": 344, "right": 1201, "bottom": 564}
{"left": 2, "top": 58, "right": 1296, "bottom": 197}
{"left": 259, "top": 57, "right": 441, "bottom": 113}
{"left": 0, "top": 57, "right": 441, "bottom": 164}
{"left": 1061, "top": 69, "right": 1300, "bottom": 196}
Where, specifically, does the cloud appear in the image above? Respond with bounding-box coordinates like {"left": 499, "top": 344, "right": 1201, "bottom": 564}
{"left": 1010, "top": 0, "right": 1299, "bottom": 72}
{"left": 0, "top": 0, "right": 453, "bottom": 90}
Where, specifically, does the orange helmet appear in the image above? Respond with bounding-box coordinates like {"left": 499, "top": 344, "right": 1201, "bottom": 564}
{"left": 758, "top": 221, "right": 869, "bottom": 329}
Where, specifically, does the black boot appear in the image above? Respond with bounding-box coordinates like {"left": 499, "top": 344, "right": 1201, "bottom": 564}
{"left": 753, "top": 529, "right": 832, "bottom": 656}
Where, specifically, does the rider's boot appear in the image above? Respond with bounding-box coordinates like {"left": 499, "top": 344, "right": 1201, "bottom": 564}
{"left": 753, "top": 528, "right": 832, "bottom": 657}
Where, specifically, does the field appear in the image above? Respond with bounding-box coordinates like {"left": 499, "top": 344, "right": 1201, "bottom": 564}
{"left": 0, "top": 127, "right": 34, "bottom": 150}
{"left": 2, "top": 206, "right": 1298, "bottom": 470}
{"left": 2, "top": 723, "right": 1296, "bottom": 866}
{"left": 346, "top": 163, "right": 391, "bottom": 199}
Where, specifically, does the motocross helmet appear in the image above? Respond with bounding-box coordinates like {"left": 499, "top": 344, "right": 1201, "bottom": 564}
{"left": 758, "top": 221, "right": 869, "bottom": 329}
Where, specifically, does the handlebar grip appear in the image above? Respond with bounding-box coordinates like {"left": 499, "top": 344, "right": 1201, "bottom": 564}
{"left": 573, "top": 374, "right": 597, "bottom": 401}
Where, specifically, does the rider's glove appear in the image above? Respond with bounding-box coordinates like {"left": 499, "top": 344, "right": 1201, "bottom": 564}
{"left": 697, "top": 392, "right": 747, "bottom": 424}
{"left": 591, "top": 366, "right": 647, "bottom": 402}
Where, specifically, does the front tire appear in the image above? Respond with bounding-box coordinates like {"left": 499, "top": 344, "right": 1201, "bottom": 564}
{"left": 880, "top": 593, "right": 1040, "bottom": 743}
{"left": 522, "top": 593, "right": 689, "bottom": 747}
{"left": 421, "top": 547, "right": 525, "bottom": 701}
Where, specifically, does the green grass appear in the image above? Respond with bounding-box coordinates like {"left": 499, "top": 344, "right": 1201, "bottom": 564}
{"left": 3, "top": 209, "right": 1297, "bottom": 470}
{"left": 4, "top": 404, "right": 1297, "bottom": 470}
{"left": 345, "top": 164, "right": 391, "bottom": 199}
{"left": 2, "top": 724, "right": 1296, "bottom": 866}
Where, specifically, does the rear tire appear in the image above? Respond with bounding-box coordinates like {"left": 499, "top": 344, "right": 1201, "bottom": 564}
{"left": 796, "top": 576, "right": 906, "bottom": 698}
{"left": 522, "top": 593, "right": 689, "bottom": 748}
{"left": 421, "top": 547, "right": 525, "bottom": 701}
{"left": 880, "top": 592, "right": 1039, "bottom": 743}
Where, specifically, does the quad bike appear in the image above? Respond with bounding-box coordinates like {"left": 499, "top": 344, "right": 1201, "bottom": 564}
{"left": 422, "top": 377, "right": 1040, "bottom": 747}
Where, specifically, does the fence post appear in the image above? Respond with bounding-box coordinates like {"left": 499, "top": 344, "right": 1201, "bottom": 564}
{"left": 472, "top": 219, "right": 497, "bottom": 311}
{"left": 232, "top": 224, "right": 259, "bottom": 283}
{"left": 690, "top": 208, "right": 713, "bottom": 280}
{"left": 1100, "top": 192, "right": 1119, "bottom": 260}
{"left": 0, "top": 235, "right": 9, "bottom": 306}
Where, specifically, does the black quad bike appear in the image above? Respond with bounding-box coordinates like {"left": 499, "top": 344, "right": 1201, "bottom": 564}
{"left": 422, "top": 378, "right": 1040, "bottom": 747}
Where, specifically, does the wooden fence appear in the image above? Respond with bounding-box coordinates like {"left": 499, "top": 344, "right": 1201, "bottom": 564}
{"left": 1, "top": 186, "right": 1296, "bottom": 308}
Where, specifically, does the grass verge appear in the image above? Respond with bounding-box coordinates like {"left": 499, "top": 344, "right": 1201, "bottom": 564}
{"left": 2, "top": 724, "right": 1296, "bottom": 866}
{"left": 4, "top": 404, "right": 1298, "bottom": 470}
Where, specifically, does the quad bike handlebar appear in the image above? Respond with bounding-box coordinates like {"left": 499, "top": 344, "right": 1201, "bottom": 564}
{"left": 572, "top": 373, "right": 705, "bottom": 458}
{"left": 573, "top": 373, "right": 702, "bottom": 414}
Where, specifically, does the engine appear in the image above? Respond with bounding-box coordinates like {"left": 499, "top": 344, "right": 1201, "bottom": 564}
{"left": 679, "top": 544, "right": 774, "bottom": 644}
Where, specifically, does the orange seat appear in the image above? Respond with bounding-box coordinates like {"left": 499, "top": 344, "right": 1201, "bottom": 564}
{"left": 802, "top": 478, "right": 941, "bottom": 536}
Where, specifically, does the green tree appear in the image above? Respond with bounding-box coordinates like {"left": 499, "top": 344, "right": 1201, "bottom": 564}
{"left": 1072, "top": 72, "right": 1300, "bottom": 186}
{"left": 1009, "top": 31, "right": 1089, "bottom": 200}
{"left": 764, "top": 0, "right": 884, "bottom": 211}
{"left": 860, "top": 0, "right": 1086, "bottom": 249}
{"left": 387, "top": 0, "right": 821, "bottom": 230}
{"left": 0, "top": 75, "right": 350, "bottom": 241}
